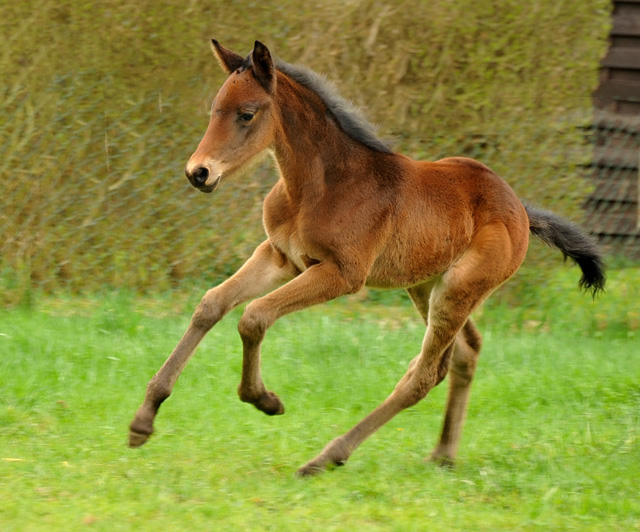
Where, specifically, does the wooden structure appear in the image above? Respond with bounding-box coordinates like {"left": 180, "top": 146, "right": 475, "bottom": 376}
{"left": 586, "top": 0, "right": 640, "bottom": 259}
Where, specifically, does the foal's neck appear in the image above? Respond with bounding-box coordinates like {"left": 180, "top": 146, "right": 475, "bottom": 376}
{"left": 271, "top": 75, "right": 369, "bottom": 203}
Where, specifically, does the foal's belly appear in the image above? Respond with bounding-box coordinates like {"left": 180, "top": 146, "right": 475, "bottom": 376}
{"left": 366, "top": 253, "right": 446, "bottom": 289}
{"left": 366, "top": 227, "right": 471, "bottom": 289}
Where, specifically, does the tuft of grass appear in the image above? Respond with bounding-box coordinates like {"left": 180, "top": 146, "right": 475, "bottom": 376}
{"left": 1, "top": 292, "right": 638, "bottom": 531}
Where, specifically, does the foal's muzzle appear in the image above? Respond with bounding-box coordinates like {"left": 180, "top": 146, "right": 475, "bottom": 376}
{"left": 185, "top": 165, "right": 221, "bottom": 193}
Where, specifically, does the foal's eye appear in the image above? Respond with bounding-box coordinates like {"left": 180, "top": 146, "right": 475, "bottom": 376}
{"left": 238, "top": 112, "right": 255, "bottom": 123}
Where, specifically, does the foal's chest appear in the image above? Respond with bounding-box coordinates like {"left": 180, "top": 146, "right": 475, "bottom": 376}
{"left": 262, "top": 185, "right": 319, "bottom": 273}
{"left": 268, "top": 226, "right": 312, "bottom": 272}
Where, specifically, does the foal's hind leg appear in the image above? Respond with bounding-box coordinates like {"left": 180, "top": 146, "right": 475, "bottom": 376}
{"left": 408, "top": 284, "right": 483, "bottom": 466}
{"left": 298, "top": 222, "right": 523, "bottom": 475}
{"left": 128, "top": 241, "right": 296, "bottom": 447}
{"left": 430, "top": 319, "right": 482, "bottom": 466}
{"left": 297, "top": 275, "right": 481, "bottom": 476}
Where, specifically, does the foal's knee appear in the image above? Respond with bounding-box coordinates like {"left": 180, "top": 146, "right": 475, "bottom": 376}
{"left": 435, "top": 345, "right": 455, "bottom": 386}
{"left": 191, "top": 289, "right": 226, "bottom": 331}
{"left": 237, "top": 301, "right": 272, "bottom": 345}
{"left": 461, "top": 319, "right": 482, "bottom": 353}
{"left": 394, "top": 371, "right": 437, "bottom": 409}
{"left": 450, "top": 348, "right": 478, "bottom": 379}
{"left": 449, "top": 322, "right": 482, "bottom": 385}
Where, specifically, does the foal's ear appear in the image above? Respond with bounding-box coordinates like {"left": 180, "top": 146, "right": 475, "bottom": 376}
{"left": 252, "top": 41, "right": 276, "bottom": 93}
{"left": 210, "top": 39, "right": 244, "bottom": 74}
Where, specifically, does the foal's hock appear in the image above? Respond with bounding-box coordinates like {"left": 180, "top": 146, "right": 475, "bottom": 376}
{"left": 128, "top": 40, "right": 605, "bottom": 476}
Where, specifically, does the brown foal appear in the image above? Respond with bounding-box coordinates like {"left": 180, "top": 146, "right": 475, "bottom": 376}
{"left": 128, "top": 40, "right": 605, "bottom": 476}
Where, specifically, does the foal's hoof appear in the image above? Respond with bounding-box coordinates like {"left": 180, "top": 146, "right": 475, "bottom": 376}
{"left": 128, "top": 418, "right": 153, "bottom": 448}
{"left": 428, "top": 452, "right": 455, "bottom": 468}
{"left": 128, "top": 428, "right": 152, "bottom": 448}
{"left": 296, "top": 458, "right": 344, "bottom": 477}
{"left": 296, "top": 463, "right": 324, "bottom": 477}
{"left": 296, "top": 438, "right": 349, "bottom": 477}
{"left": 254, "top": 391, "right": 285, "bottom": 416}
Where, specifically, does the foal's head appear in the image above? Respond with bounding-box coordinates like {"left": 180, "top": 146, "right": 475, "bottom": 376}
{"left": 185, "top": 40, "right": 277, "bottom": 193}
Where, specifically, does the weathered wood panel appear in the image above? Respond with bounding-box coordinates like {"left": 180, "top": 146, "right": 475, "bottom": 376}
{"left": 587, "top": 0, "right": 640, "bottom": 252}
{"left": 593, "top": 144, "right": 639, "bottom": 168}
{"left": 601, "top": 48, "right": 640, "bottom": 70}
{"left": 593, "top": 109, "right": 640, "bottom": 130}
{"left": 584, "top": 201, "right": 639, "bottom": 234}
{"left": 586, "top": 175, "right": 638, "bottom": 202}
{"left": 612, "top": 16, "right": 640, "bottom": 37}
{"left": 591, "top": 166, "right": 639, "bottom": 182}
{"left": 593, "top": 80, "right": 640, "bottom": 101}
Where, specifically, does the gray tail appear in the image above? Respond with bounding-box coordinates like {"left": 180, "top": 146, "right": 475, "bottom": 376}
{"left": 524, "top": 203, "right": 606, "bottom": 297}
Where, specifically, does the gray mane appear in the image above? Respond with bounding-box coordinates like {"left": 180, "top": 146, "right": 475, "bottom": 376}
{"left": 274, "top": 59, "right": 393, "bottom": 154}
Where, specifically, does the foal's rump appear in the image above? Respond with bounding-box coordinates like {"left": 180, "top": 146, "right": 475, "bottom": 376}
{"left": 366, "top": 156, "right": 529, "bottom": 287}
{"left": 424, "top": 159, "right": 605, "bottom": 296}
{"left": 367, "top": 156, "right": 604, "bottom": 297}
{"left": 426, "top": 159, "right": 605, "bottom": 297}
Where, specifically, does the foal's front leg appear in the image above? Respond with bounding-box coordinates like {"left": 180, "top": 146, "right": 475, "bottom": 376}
{"left": 128, "top": 241, "right": 296, "bottom": 447}
{"left": 235, "top": 261, "right": 363, "bottom": 416}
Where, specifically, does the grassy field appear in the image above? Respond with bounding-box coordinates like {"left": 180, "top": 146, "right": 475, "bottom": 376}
{"left": 1, "top": 283, "right": 638, "bottom": 531}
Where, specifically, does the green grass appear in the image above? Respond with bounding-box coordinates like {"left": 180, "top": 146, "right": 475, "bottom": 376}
{"left": 1, "top": 291, "right": 638, "bottom": 531}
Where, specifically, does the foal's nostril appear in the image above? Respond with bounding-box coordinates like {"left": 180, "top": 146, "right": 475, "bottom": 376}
{"left": 189, "top": 166, "right": 209, "bottom": 186}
